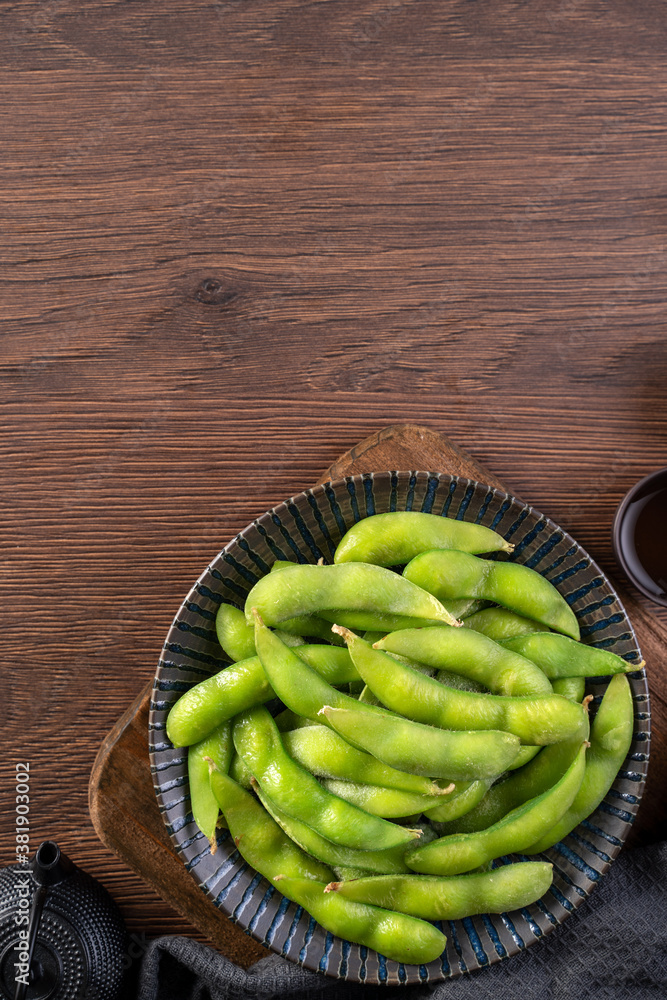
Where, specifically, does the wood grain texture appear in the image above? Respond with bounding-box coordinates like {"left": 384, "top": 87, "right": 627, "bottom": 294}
{"left": 2, "top": 0, "right": 667, "bottom": 954}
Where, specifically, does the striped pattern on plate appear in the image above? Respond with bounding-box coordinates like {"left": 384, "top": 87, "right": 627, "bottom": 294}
{"left": 148, "top": 472, "right": 649, "bottom": 985}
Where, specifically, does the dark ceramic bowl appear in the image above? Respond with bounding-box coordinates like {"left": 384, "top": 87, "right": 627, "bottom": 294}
{"left": 612, "top": 466, "right": 667, "bottom": 608}
{"left": 149, "top": 472, "right": 649, "bottom": 985}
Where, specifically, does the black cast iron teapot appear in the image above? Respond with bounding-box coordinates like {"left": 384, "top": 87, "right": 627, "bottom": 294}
{"left": 0, "top": 842, "right": 126, "bottom": 1000}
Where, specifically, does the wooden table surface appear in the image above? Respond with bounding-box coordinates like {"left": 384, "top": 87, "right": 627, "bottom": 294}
{"left": 2, "top": 0, "right": 667, "bottom": 956}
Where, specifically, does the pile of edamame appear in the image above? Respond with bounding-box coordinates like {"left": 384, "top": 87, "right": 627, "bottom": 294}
{"left": 167, "top": 510, "right": 637, "bottom": 967}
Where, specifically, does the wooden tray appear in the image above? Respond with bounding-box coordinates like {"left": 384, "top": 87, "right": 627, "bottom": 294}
{"left": 89, "top": 423, "right": 667, "bottom": 968}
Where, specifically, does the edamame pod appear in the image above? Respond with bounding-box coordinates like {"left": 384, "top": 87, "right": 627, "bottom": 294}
{"left": 404, "top": 550, "right": 580, "bottom": 640}
{"left": 252, "top": 615, "right": 535, "bottom": 780}
{"left": 463, "top": 607, "right": 547, "bottom": 641}
{"left": 552, "top": 676, "right": 586, "bottom": 702}
{"left": 254, "top": 783, "right": 413, "bottom": 875}
{"left": 166, "top": 643, "right": 359, "bottom": 747}
{"left": 524, "top": 673, "right": 634, "bottom": 853}
{"left": 279, "top": 617, "right": 347, "bottom": 643}
{"left": 273, "top": 875, "right": 447, "bottom": 966}
{"left": 274, "top": 709, "right": 314, "bottom": 732}
{"left": 245, "top": 562, "right": 461, "bottom": 630}
{"left": 321, "top": 779, "right": 452, "bottom": 819}
{"left": 424, "top": 780, "right": 492, "bottom": 824}
{"left": 281, "top": 725, "right": 448, "bottom": 796}
{"left": 339, "top": 630, "right": 586, "bottom": 746}
{"left": 334, "top": 511, "right": 513, "bottom": 566}
{"left": 320, "top": 704, "right": 520, "bottom": 781}
{"left": 432, "top": 730, "right": 587, "bottom": 837}
{"left": 325, "top": 862, "right": 554, "bottom": 920}
{"left": 208, "top": 767, "right": 332, "bottom": 883}
{"left": 375, "top": 626, "right": 553, "bottom": 697}
{"left": 233, "top": 706, "right": 419, "bottom": 851}
{"left": 168, "top": 654, "right": 272, "bottom": 748}
{"left": 215, "top": 602, "right": 338, "bottom": 658}
{"left": 499, "top": 632, "right": 638, "bottom": 679}
{"left": 333, "top": 866, "right": 377, "bottom": 881}
{"left": 506, "top": 746, "right": 542, "bottom": 770}
{"left": 318, "top": 610, "right": 458, "bottom": 632}
{"left": 434, "top": 669, "right": 486, "bottom": 694}
{"left": 405, "top": 744, "right": 587, "bottom": 875}
{"left": 229, "top": 751, "right": 253, "bottom": 788}
{"left": 252, "top": 612, "right": 367, "bottom": 722}
{"left": 442, "top": 598, "right": 488, "bottom": 620}
{"left": 215, "top": 604, "right": 258, "bottom": 661}
{"left": 188, "top": 721, "right": 233, "bottom": 848}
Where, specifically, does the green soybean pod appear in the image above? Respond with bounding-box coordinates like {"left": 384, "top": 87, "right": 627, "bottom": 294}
{"left": 339, "top": 629, "right": 586, "bottom": 746}
{"left": 166, "top": 643, "right": 360, "bottom": 748}
{"left": 325, "top": 862, "right": 554, "bottom": 920}
{"left": 431, "top": 732, "right": 587, "bottom": 837}
{"left": 254, "top": 783, "right": 413, "bottom": 875}
{"left": 215, "top": 604, "right": 258, "bottom": 661}
{"left": 357, "top": 684, "right": 382, "bottom": 705}
{"left": 208, "top": 767, "right": 333, "bottom": 883}
{"left": 216, "top": 600, "right": 343, "bottom": 657}
{"left": 424, "top": 781, "right": 493, "bottom": 824}
{"left": 403, "top": 549, "right": 580, "bottom": 640}
{"left": 524, "top": 673, "right": 635, "bottom": 854}
{"left": 215, "top": 604, "right": 309, "bottom": 661}
{"left": 274, "top": 709, "right": 315, "bottom": 732}
{"left": 233, "top": 706, "right": 420, "bottom": 851}
{"left": 321, "top": 779, "right": 451, "bottom": 819}
{"left": 463, "top": 607, "right": 548, "bottom": 641}
{"left": 320, "top": 704, "right": 520, "bottom": 781}
{"left": 272, "top": 562, "right": 387, "bottom": 641}
{"left": 229, "top": 751, "right": 253, "bottom": 788}
{"left": 375, "top": 626, "right": 553, "bottom": 697}
{"left": 281, "top": 725, "right": 447, "bottom": 796}
{"left": 253, "top": 613, "right": 520, "bottom": 779}
{"left": 506, "top": 746, "right": 542, "bottom": 770}
{"left": 499, "top": 632, "right": 639, "bottom": 679}
{"left": 552, "top": 676, "right": 586, "bottom": 702}
{"left": 332, "top": 866, "right": 377, "bottom": 881}
{"left": 434, "top": 669, "right": 486, "bottom": 694}
{"left": 167, "top": 654, "right": 272, "bottom": 748}
{"left": 279, "top": 617, "right": 347, "bottom": 643}
{"left": 244, "top": 562, "right": 460, "bottom": 630}
{"left": 273, "top": 876, "right": 447, "bottom": 966}
{"left": 252, "top": 612, "right": 366, "bottom": 722}
{"left": 188, "top": 722, "right": 233, "bottom": 848}
{"left": 443, "top": 599, "right": 489, "bottom": 620}
{"left": 334, "top": 511, "right": 513, "bottom": 566}
{"left": 271, "top": 564, "right": 452, "bottom": 637}
{"left": 405, "top": 744, "right": 587, "bottom": 876}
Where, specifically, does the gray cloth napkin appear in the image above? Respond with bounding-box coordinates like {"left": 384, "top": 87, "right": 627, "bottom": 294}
{"left": 137, "top": 841, "right": 667, "bottom": 1000}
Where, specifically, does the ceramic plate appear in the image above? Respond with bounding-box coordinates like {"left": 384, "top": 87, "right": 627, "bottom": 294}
{"left": 148, "top": 472, "right": 649, "bottom": 985}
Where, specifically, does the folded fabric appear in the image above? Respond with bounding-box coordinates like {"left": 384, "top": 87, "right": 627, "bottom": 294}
{"left": 137, "top": 841, "right": 667, "bottom": 1000}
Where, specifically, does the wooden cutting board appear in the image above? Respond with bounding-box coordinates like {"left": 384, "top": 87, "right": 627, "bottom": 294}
{"left": 88, "top": 423, "right": 667, "bottom": 968}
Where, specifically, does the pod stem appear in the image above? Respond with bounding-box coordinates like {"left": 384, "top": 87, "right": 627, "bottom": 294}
{"left": 330, "top": 624, "right": 357, "bottom": 643}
